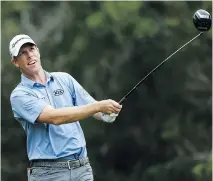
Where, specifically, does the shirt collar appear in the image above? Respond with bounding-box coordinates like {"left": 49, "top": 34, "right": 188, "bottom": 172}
{"left": 21, "top": 71, "right": 54, "bottom": 88}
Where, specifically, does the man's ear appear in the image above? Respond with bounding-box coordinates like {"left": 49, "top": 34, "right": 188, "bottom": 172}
{"left": 36, "top": 47, "right": 40, "bottom": 54}
{"left": 36, "top": 47, "right": 41, "bottom": 58}
{"left": 11, "top": 58, "right": 20, "bottom": 68}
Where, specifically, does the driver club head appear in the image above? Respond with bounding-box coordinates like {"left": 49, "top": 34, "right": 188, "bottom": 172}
{"left": 193, "top": 9, "right": 211, "bottom": 31}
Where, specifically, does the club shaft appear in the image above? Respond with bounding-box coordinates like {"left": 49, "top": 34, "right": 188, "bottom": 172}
{"left": 119, "top": 32, "right": 203, "bottom": 104}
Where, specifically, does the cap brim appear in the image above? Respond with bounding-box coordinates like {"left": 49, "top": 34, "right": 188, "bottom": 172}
{"left": 13, "top": 39, "right": 36, "bottom": 57}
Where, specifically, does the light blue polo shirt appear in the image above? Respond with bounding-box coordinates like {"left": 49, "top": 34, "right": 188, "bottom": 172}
{"left": 10, "top": 71, "right": 96, "bottom": 161}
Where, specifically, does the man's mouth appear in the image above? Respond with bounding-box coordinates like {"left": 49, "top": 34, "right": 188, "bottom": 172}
{"left": 28, "top": 61, "right": 36, "bottom": 65}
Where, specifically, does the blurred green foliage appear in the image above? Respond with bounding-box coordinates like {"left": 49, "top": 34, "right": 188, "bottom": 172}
{"left": 1, "top": 1, "right": 212, "bottom": 181}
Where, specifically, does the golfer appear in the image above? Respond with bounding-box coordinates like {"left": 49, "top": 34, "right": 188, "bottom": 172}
{"left": 9, "top": 34, "right": 122, "bottom": 181}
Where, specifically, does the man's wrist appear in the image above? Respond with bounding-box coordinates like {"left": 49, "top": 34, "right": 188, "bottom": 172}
{"left": 93, "top": 101, "right": 101, "bottom": 113}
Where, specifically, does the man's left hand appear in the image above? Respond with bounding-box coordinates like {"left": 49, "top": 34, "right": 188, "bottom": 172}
{"left": 101, "top": 113, "right": 119, "bottom": 123}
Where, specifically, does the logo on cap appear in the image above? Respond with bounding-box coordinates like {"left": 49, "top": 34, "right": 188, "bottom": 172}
{"left": 12, "top": 37, "right": 31, "bottom": 48}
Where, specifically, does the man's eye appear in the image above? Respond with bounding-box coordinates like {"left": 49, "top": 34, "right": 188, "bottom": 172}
{"left": 30, "top": 47, "right": 35, "bottom": 51}
{"left": 18, "top": 51, "right": 25, "bottom": 56}
{"left": 18, "top": 52, "right": 23, "bottom": 56}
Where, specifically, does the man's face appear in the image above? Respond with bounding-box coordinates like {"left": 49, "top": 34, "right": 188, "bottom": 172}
{"left": 12, "top": 43, "right": 42, "bottom": 75}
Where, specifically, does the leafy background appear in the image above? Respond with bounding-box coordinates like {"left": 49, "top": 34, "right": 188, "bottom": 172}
{"left": 1, "top": 1, "right": 212, "bottom": 181}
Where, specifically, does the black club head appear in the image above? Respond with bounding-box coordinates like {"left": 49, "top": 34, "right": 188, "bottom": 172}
{"left": 193, "top": 9, "right": 212, "bottom": 31}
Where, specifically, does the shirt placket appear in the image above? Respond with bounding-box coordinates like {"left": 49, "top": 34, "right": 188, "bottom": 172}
{"left": 44, "top": 81, "right": 57, "bottom": 132}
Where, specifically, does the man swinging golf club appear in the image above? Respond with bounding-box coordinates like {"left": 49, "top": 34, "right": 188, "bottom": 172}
{"left": 9, "top": 34, "right": 122, "bottom": 181}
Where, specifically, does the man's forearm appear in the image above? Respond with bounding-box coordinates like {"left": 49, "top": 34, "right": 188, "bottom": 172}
{"left": 38, "top": 103, "right": 100, "bottom": 125}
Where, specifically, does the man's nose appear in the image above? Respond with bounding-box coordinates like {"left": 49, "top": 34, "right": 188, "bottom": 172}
{"left": 26, "top": 50, "right": 33, "bottom": 58}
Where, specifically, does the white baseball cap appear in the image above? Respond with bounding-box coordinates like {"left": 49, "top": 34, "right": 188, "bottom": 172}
{"left": 9, "top": 34, "right": 36, "bottom": 57}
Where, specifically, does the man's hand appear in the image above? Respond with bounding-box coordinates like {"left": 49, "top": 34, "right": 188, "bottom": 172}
{"left": 101, "top": 113, "right": 119, "bottom": 123}
{"left": 93, "top": 99, "right": 122, "bottom": 123}
{"left": 97, "top": 99, "right": 122, "bottom": 114}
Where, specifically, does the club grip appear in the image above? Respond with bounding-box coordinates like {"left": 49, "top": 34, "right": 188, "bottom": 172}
{"left": 119, "top": 97, "right": 126, "bottom": 104}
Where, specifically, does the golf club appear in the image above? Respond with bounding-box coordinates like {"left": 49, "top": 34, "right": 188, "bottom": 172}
{"left": 119, "top": 9, "right": 211, "bottom": 104}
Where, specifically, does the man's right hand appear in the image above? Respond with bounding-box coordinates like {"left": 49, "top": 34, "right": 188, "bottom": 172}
{"left": 97, "top": 99, "right": 122, "bottom": 114}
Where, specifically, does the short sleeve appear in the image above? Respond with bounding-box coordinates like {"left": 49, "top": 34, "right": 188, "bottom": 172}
{"left": 10, "top": 91, "right": 48, "bottom": 124}
{"left": 68, "top": 76, "right": 96, "bottom": 106}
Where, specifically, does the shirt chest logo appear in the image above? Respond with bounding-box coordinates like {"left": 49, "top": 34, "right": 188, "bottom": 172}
{"left": 53, "top": 89, "right": 64, "bottom": 96}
